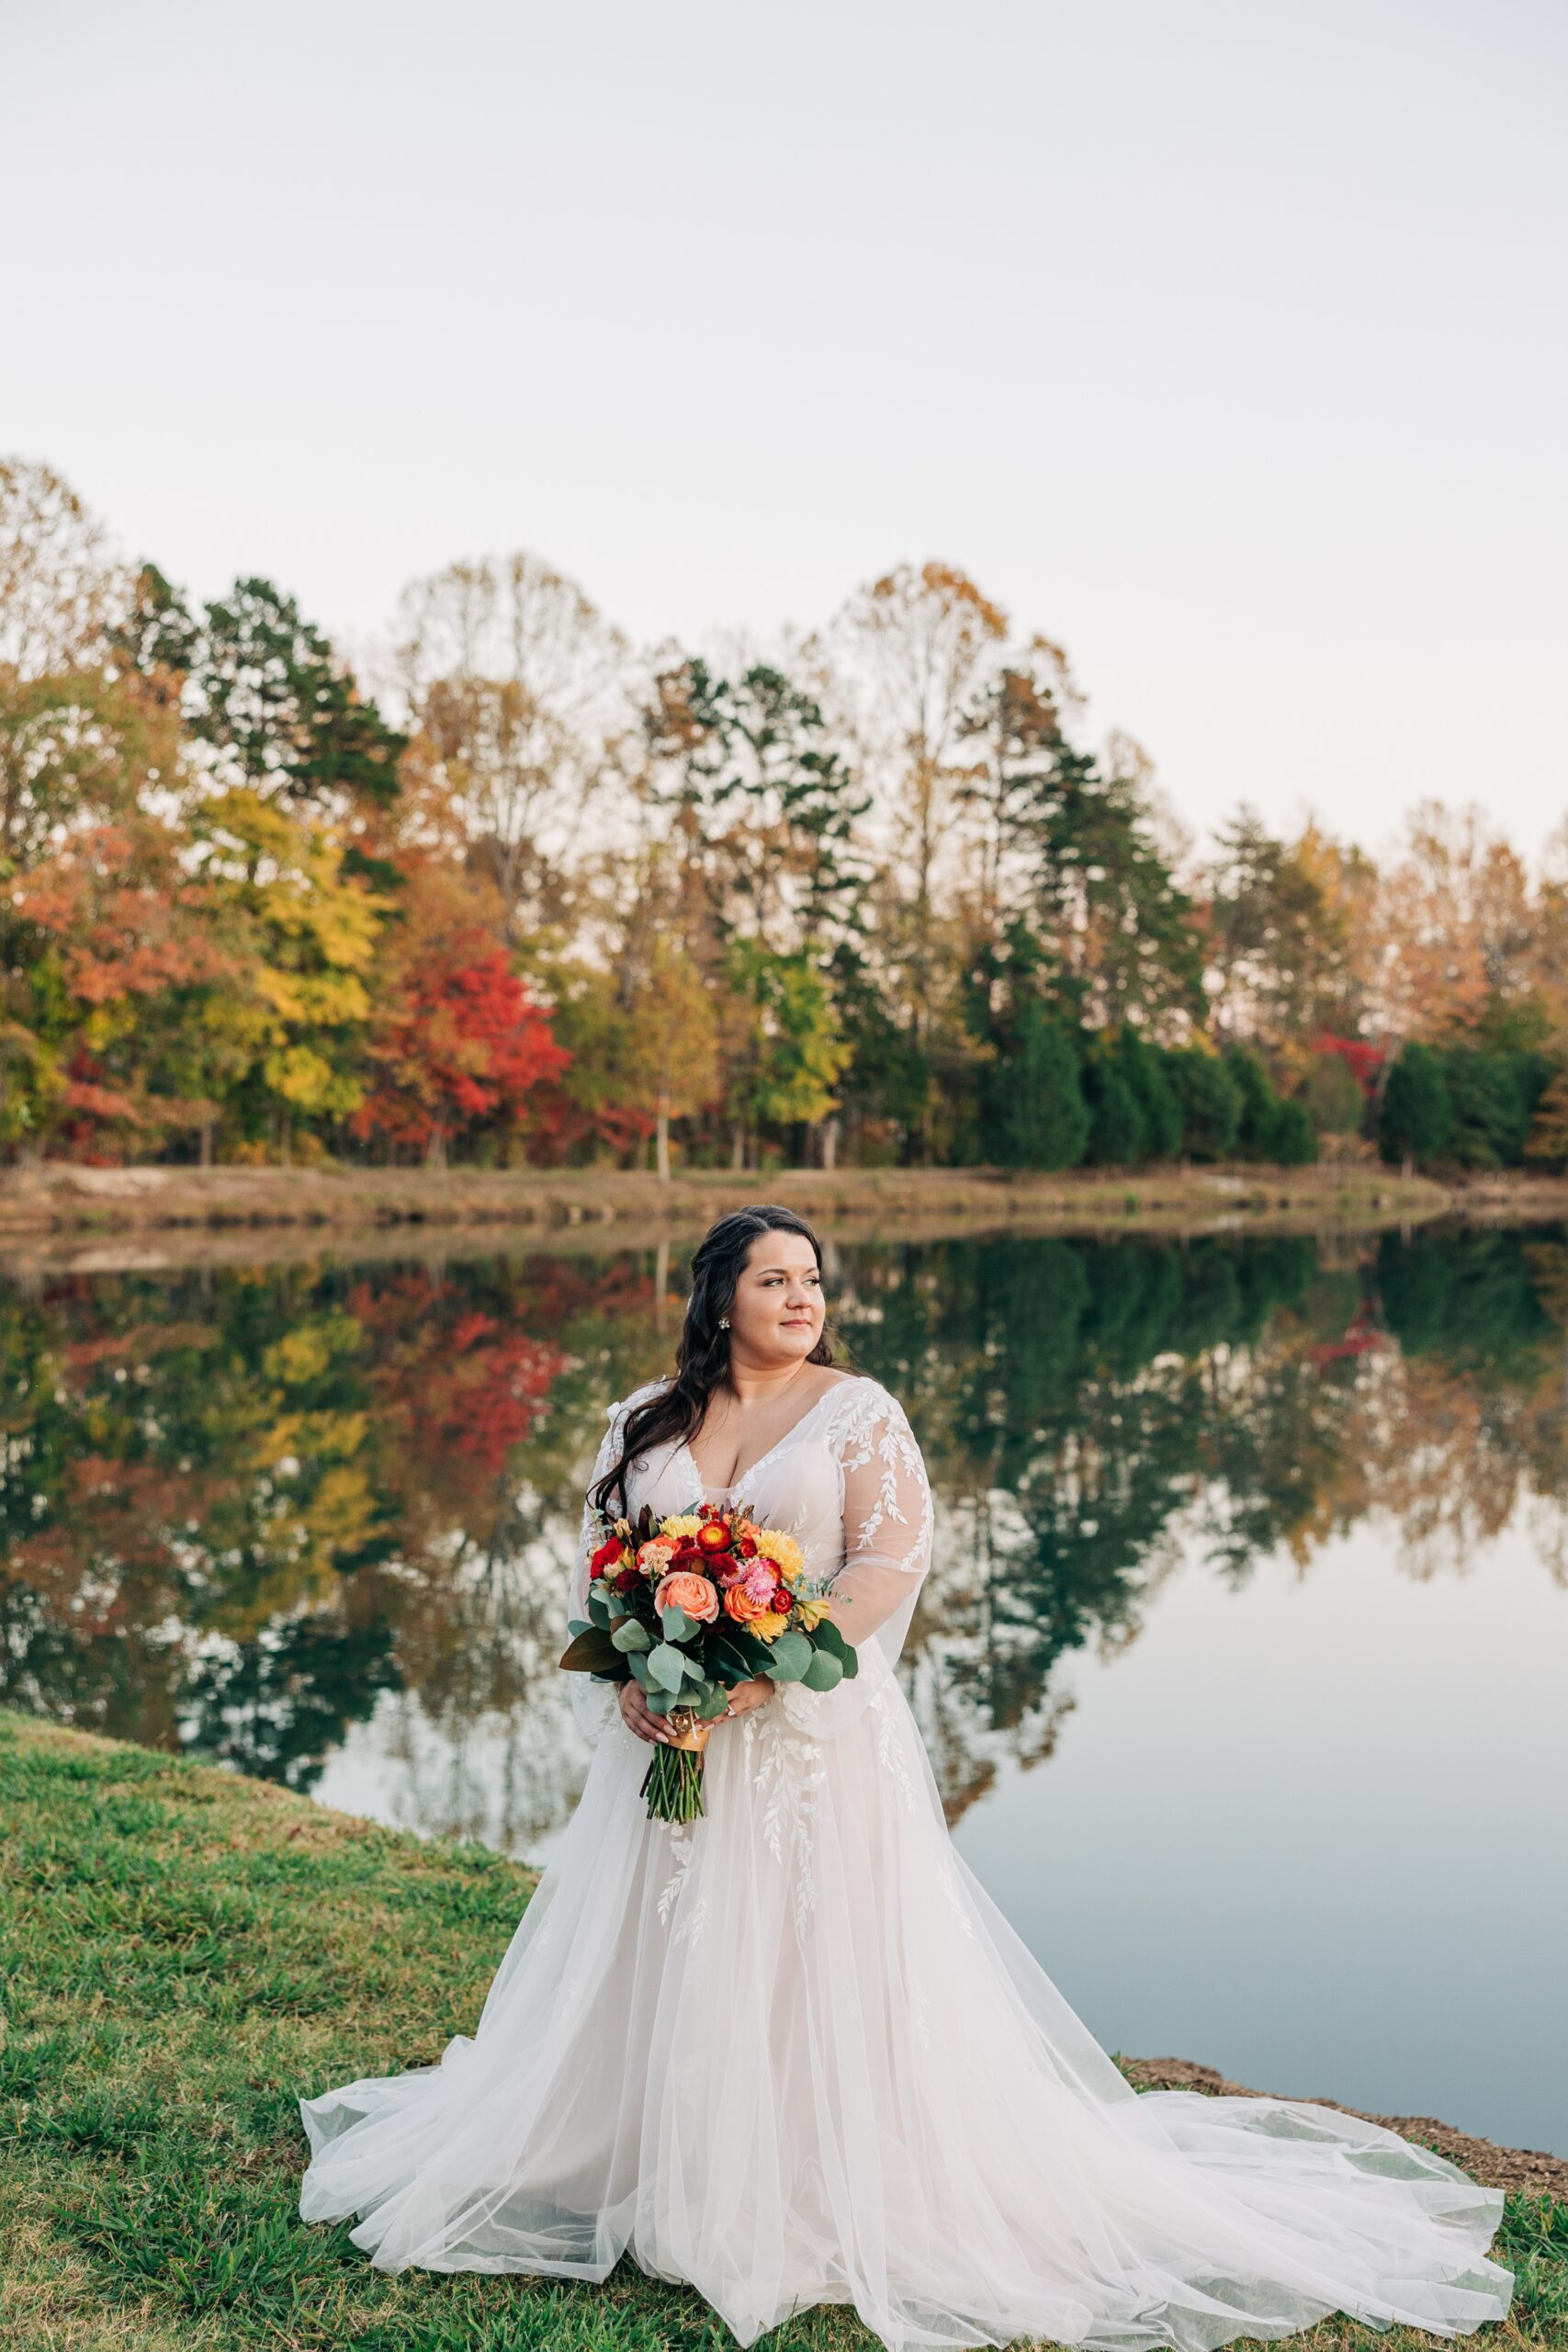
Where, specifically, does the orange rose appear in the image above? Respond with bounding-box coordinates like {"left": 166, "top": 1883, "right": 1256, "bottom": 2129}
{"left": 653, "top": 1570, "right": 719, "bottom": 1623}
{"left": 723, "top": 1583, "right": 770, "bottom": 1624}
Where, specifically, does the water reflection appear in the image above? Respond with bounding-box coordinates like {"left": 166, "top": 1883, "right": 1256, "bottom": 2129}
{"left": 3, "top": 1227, "right": 1566, "bottom": 1855}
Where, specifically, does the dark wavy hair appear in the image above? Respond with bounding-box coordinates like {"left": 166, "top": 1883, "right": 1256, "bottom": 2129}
{"left": 591, "top": 1204, "right": 835, "bottom": 1518}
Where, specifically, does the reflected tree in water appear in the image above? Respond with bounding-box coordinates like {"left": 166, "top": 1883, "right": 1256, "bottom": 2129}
{"left": 2, "top": 1226, "right": 1566, "bottom": 1847}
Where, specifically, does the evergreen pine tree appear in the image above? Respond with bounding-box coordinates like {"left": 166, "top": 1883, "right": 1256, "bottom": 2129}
{"left": 1224, "top": 1047, "right": 1282, "bottom": 1158}
{"left": 1116, "top": 1032, "right": 1182, "bottom": 1160}
{"left": 987, "top": 1001, "right": 1089, "bottom": 1169}
{"left": 1380, "top": 1043, "right": 1452, "bottom": 1170}
{"left": 194, "top": 578, "right": 406, "bottom": 809}
{"left": 1267, "top": 1096, "right": 1317, "bottom": 1165}
{"left": 1168, "top": 1047, "right": 1243, "bottom": 1160}
{"left": 1083, "top": 1060, "right": 1145, "bottom": 1167}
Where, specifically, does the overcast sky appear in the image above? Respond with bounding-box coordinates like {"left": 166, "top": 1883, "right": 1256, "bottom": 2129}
{"left": 6, "top": 0, "right": 1564, "bottom": 858}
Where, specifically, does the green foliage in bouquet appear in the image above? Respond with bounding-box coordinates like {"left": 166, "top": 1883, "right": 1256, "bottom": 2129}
{"left": 560, "top": 1498, "right": 858, "bottom": 1820}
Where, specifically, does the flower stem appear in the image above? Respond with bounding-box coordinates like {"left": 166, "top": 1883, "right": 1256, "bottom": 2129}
{"left": 640, "top": 1743, "right": 706, "bottom": 1822}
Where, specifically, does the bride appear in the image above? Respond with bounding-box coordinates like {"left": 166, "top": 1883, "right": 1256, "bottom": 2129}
{"left": 299, "top": 1204, "right": 1512, "bottom": 2349}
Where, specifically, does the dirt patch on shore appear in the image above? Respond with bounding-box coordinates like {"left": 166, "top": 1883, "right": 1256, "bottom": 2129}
{"left": 1125, "top": 2056, "right": 1568, "bottom": 2197}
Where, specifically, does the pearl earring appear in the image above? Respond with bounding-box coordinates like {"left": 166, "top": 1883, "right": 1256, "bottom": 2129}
{"left": 719, "top": 1317, "right": 730, "bottom": 1329}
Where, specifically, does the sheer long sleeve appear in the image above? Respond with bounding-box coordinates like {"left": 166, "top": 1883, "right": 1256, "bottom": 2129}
{"left": 567, "top": 1402, "right": 629, "bottom": 1743}
{"left": 775, "top": 1382, "right": 932, "bottom": 1739}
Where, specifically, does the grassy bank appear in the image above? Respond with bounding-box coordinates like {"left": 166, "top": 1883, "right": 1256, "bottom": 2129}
{"left": 4, "top": 1158, "right": 1553, "bottom": 1253}
{"left": 1, "top": 1714, "right": 1561, "bottom": 2352}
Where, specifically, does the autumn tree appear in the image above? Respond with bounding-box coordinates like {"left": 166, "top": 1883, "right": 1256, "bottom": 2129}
{"left": 191, "top": 790, "right": 390, "bottom": 1158}
{"left": 835, "top": 562, "right": 1008, "bottom": 1144}
{"left": 1364, "top": 804, "right": 1537, "bottom": 1049}
{"left": 5, "top": 816, "right": 241, "bottom": 1160}
{"left": 348, "top": 858, "right": 568, "bottom": 1166}
{"left": 1202, "top": 808, "right": 1349, "bottom": 1050}
{"left": 623, "top": 937, "right": 720, "bottom": 1181}
{"left": 394, "top": 553, "right": 627, "bottom": 935}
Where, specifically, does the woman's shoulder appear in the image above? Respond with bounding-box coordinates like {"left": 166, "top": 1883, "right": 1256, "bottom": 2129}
{"left": 819, "top": 1370, "right": 912, "bottom": 1435}
{"left": 605, "top": 1374, "right": 673, "bottom": 1426}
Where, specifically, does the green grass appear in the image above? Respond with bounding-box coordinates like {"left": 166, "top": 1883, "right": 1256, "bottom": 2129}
{"left": 0, "top": 1711, "right": 1556, "bottom": 2352}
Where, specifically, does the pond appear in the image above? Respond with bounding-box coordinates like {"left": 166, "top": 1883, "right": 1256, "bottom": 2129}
{"left": 3, "top": 1223, "right": 1564, "bottom": 2158}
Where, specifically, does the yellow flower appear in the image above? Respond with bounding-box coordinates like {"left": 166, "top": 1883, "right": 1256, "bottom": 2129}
{"left": 795, "top": 1594, "right": 832, "bottom": 1630}
{"left": 756, "top": 1530, "right": 804, "bottom": 1583}
{"left": 748, "top": 1610, "right": 790, "bottom": 1642}
{"left": 660, "top": 1513, "right": 702, "bottom": 1539}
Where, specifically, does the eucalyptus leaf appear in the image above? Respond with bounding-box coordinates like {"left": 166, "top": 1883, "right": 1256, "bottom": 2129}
{"left": 660, "top": 1604, "right": 693, "bottom": 1643}
{"left": 696, "top": 1684, "right": 730, "bottom": 1720}
{"left": 627, "top": 1653, "right": 650, "bottom": 1690}
{"left": 647, "top": 1642, "right": 686, "bottom": 1694}
{"left": 812, "top": 1619, "right": 858, "bottom": 1679}
{"left": 611, "top": 1618, "right": 651, "bottom": 1654}
{"left": 586, "top": 1590, "right": 611, "bottom": 1630}
{"left": 566, "top": 1617, "right": 590, "bottom": 1639}
{"left": 765, "top": 1630, "right": 814, "bottom": 1684}
{"left": 801, "top": 1649, "right": 844, "bottom": 1692}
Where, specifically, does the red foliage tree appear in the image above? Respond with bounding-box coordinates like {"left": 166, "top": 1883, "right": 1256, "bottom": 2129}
{"left": 351, "top": 926, "right": 569, "bottom": 1160}
{"left": 1309, "top": 1032, "right": 1386, "bottom": 1098}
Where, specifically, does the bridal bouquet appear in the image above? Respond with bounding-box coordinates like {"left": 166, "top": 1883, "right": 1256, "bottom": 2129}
{"left": 560, "top": 1500, "right": 858, "bottom": 1821}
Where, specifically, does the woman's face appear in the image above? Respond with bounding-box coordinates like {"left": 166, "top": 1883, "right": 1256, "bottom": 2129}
{"left": 726, "top": 1229, "right": 826, "bottom": 1369}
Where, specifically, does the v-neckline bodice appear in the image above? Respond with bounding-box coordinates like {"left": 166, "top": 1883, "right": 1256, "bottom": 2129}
{"left": 679, "top": 1374, "right": 865, "bottom": 1498}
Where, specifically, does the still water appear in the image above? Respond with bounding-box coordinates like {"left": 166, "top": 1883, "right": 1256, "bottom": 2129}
{"left": 3, "top": 1226, "right": 1565, "bottom": 2155}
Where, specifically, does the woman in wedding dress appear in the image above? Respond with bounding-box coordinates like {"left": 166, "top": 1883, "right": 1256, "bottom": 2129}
{"left": 299, "top": 1204, "right": 1512, "bottom": 2350}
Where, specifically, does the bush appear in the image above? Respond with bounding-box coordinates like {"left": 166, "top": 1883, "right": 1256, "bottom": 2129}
{"left": 1303, "top": 1053, "right": 1366, "bottom": 1137}
{"left": 1525, "top": 1069, "right": 1568, "bottom": 1170}
{"left": 1267, "top": 1096, "right": 1317, "bottom": 1166}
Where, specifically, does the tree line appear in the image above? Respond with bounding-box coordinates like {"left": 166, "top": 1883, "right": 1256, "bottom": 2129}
{"left": 3, "top": 457, "right": 1566, "bottom": 1177}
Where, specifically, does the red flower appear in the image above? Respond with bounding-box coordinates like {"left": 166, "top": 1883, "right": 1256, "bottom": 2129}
{"left": 614, "top": 1566, "right": 642, "bottom": 1594}
{"left": 590, "top": 1536, "right": 625, "bottom": 1576}
{"left": 738, "top": 1533, "right": 758, "bottom": 1558}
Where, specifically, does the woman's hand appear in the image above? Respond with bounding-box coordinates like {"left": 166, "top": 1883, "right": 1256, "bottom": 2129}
{"left": 618, "top": 1674, "right": 773, "bottom": 1744}
{"left": 618, "top": 1681, "right": 671, "bottom": 1745}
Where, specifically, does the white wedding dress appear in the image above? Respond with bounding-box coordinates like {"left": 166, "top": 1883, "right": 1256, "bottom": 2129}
{"left": 299, "top": 1374, "right": 1512, "bottom": 2349}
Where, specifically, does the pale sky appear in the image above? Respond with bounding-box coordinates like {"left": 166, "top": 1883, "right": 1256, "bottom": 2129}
{"left": 6, "top": 0, "right": 1565, "bottom": 859}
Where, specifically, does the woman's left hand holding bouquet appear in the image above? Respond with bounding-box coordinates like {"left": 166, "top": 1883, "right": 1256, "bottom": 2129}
{"left": 720, "top": 1674, "right": 774, "bottom": 1721}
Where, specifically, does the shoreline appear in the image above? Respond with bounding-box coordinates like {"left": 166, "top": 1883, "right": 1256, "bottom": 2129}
{"left": 2, "top": 1159, "right": 1566, "bottom": 1266}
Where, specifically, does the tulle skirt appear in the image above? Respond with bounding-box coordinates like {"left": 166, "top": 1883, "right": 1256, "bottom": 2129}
{"left": 299, "top": 1679, "right": 1512, "bottom": 2349}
